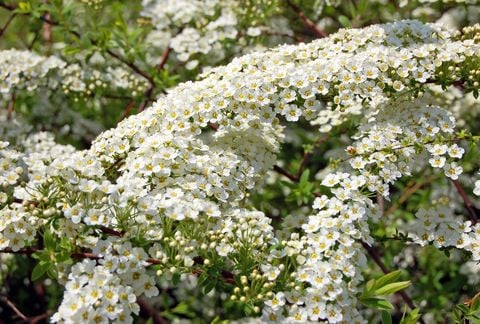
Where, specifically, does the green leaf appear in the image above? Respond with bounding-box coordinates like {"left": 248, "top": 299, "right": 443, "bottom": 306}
{"left": 471, "top": 297, "right": 480, "bottom": 313}
{"left": 171, "top": 302, "right": 195, "bottom": 317}
{"left": 338, "top": 15, "right": 352, "bottom": 28}
{"left": 203, "top": 280, "right": 216, "bottom": 295}
{"left": 375, "top": 281, "right": 411, "bottom": 296}
{"left": 375, "top": 270, "right": 402, "bottom": 289}
{"left": 400, "top": 308, "right": 421, "bottom": 324}
{"left": 16, "top": 2, "right": 32, "bottom": 13}
{"left": 299, "top": 169, "right": 310, "bottom": 185}
{"left": 361, "top": 297, "right": 394, "bottom": 310}
{"left": 363, "top": 278, "right": 376, "bottom": 297}
{"left": 32, "top": 262, "right": 49, "bottom": 281}
{"left": 172, "top": 272, "right": 181, "bottom": 286}
{"left": 44, "top": 230, "right": 55, "bottom": 251}
{"left": 381, "top": 311, "right": 393, "bottom": 324}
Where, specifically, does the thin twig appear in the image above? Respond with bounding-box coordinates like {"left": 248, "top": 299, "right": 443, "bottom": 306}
{"left": 273, "top": 165, "right": 299, "bottom": 182}
{"left": 0, "top": 248, "right": 237, "bottom": 285}
{"left": 42, "top": 0, "right": 52, "bottom": 50}
{"left": 118, "top": 100, "right": 136, "bottom": 122}
{"left": 385, "top": 175, "right": 437, "bottom": 216}
{"left": 0, "top": 12, "right": 15, "bottom": 38}
{"left": 0, "top": 2, "right": 155, "bottom": 88}
{"left": 286, "top": 0, "right": 328, "bottom": 38}
{"left": 0, "top": 296, "right": 28, "bottom": 321}
{"left": 156, "top": 47, "right": 171, "bottom": 72}
{"left": 137, "top": 86, "right": 154, "bottom": 113}
{"left": 465, "top": 291, "right": 480, "bottom": 307}
{"left": 137, "top": 296, "right": 168, "bottom": 324}
{"left": 6, "top": 92, "right": 15, "bottom": 120}
{"left": 296, "top": 134, "right": 329, "bottom": 179}
{"left": 452, "top": 179, "right": 478, "bottom": 225}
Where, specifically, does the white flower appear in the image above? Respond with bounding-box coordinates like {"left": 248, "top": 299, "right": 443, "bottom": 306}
{"left": 444, "top": 162, "right": 462, "bottom": 180}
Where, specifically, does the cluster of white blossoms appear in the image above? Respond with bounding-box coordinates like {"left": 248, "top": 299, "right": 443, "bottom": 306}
{"left": 0, "top": 132, "right": 75, "bottom": 251}
{"left": 0, "top": 50, "right": 66, "bottom": 96}
{"left": 2, "top": 20, "right": 480, "bottom": 322}
{"left": 0, "top": 49, "right": 148, "bottom": 102}
{"left": 399, "top": 0, "right": 480, "bottom": 7}
{"left": 141, "top": 0, "right": 287, "bottom": 68}
{"left": 52, "top": 240, "right": 158, "bottom": 323}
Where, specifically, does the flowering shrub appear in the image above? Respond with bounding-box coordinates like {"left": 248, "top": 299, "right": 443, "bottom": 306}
{"left": 1, "top": 1, "right": 480, "bottom": 323}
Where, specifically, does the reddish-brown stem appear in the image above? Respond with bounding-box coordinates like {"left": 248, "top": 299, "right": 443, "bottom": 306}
{"left": 286, "top": 0, "right": 328, "bottom": 38}
{"left": 0, "top": 248, "right": 236, "bottom": 285}
{"left": 273, "top": 165, "right": 299, "bottom": 182}
{"left": 6, "top": 93, "right": 15, "bottom": 120}
{"left": 465, "top": 291, "right": 480, "bottom": 307}
{"left": 27, "top": 311, "right": 53, "bottom": 324}
{"left": 0, "top": 2, "right": 155, "bottom": 88}
{"left": 0, "top": 12, "right": 15, "bottom": 38}
{"left": 137, "top": 296, "right": 168, "bottom": 324}
{"left": 118, "top": 100, "right": 136, "bottom": 122}
{"left": 0, "top": 296, "right": 28, "bottom": 321}
{"left": 385, "top": 175, "right": 437, "bottom": 216}
{"left": 452, "top": 179, "right": 478, "bottom": 225}
{"left": 42, "top": 0, "right": 52, "bottom": 50}
{"left": 296, "top": 134, "right": 329, "bottom": 179}
{"left": 156, "top": 47, "right": 171, "bottom": 72}
{"left": 138, "top": 87, "right": 154, "bottom": 113}
{"left": 208, "top": 122, "right": 219, "bottom": 131}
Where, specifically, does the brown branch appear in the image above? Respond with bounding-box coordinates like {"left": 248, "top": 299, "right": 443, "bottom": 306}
{"left": 452, "top": 179, "right": 478, "bottom": 225}
{"left": 6, "top": 92, "right": 15, "bottom": 120}
{"left": 156, "top": 47, "right": 171, "bottom": 72}
{"left": 118, "top": 100, "right": 136, "bottom": 122}
{"left": 297, "top": 134, "right": 329, "bottom": 179}
{"left": 98, "top": 225, "right": 124, "bottom": 237}
{"left": 273, "top": 165, "right": 299, "bottom": 182}
{"left": 27, "top": 310, "right": 53, "bottom": 324}
{"left": 105, "top": 48, "right": 155, "bottom": 87}
{"left": 137, "top": 86, "right": 154, "bottom": 113}
{"left": 42, "top": 0, "right": 52, "bottom": 49}
{"left": 0, "top": 2, "right": 15, "bottom": 11}
{"left": 0, "top": 248, "right": 237, "bottom": 285}
{"left": 0, "top": 2, "right": 155, "bottom": 88}
{"left": 208, "top": 122, "right": 219, "bottom": 131}
{"left": 286, "top": 0, "right": 328, "bottom": 38}
{"left": 465, "top": 291, "right": 480, "bottom": 307}
{"left": 362, "top": 242, "right": 426, "bottom": 324}
{"left": 0, "top": 296, "right": 28, "bottom": 321}
{"left": 0, "top": 12, "right": 15, "bottom": 38}
{"left": 137, "top": 296, "right": 168, "bottom": 324}
{"left": 385, "top": 175, "right": 437, "bottom": 216}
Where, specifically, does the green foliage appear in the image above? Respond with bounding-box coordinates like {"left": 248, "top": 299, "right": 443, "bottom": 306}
{"left": 360, "top": 270, "right": 411, "bottom": 312}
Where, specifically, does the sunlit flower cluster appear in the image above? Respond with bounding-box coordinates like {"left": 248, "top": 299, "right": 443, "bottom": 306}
{"left": 141, "top": 0, "right": 288, "bottom": 68}
{"left": 0, "top": 49, "right": 149, "bottom": 102}
{"left": 52, "top": 240, "right": 159, "bottom": 323}
{"left": 2, "top": 19, "right": 480, "bottom": 322}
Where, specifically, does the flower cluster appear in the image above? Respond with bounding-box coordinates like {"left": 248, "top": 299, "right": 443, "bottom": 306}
{"left": 0, "top": 49, "right": 149, "bottom": 101}
{"left": 2, "top": 19, "right": 480, "bottom": 322}
{"left": 141, "top": 0, "right": 288, "bottom": 68}
{"left": 0, "top": 50, "right": 65, "bottom": 96}
{"left": 52, "top": 240, "right": 159, "bottom": 323}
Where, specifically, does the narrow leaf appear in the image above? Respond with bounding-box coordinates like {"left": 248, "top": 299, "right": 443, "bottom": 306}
{"left": 381, "top": 311, "right": 393, "bottom": 324}
{"left": 375, "top": 281, "right": 411, "bottom": 296}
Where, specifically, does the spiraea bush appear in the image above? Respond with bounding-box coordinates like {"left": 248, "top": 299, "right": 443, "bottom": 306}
{"left": 1, "top": 1, "right": 480, "bottom": 323}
